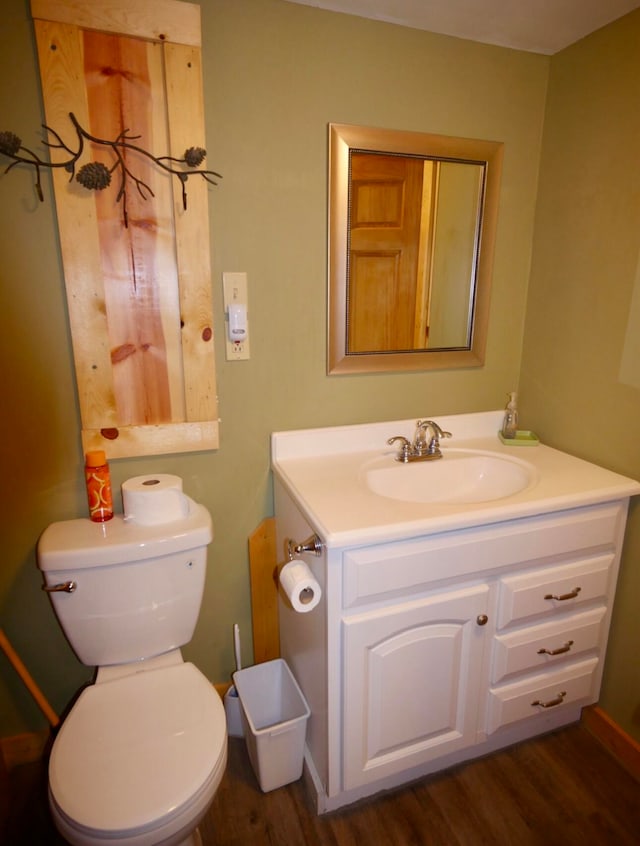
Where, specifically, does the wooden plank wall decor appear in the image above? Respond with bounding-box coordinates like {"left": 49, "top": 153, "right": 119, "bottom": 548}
{"left": 31, "top": 0, "right": 219, "bottom": 458}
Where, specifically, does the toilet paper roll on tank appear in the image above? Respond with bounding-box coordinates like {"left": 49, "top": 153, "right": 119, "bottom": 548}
{"left": 279, "top": 559, "right": 322, "bottom": 612}
{"left": 122, "top": 474, "right": 190, "bottom": 525}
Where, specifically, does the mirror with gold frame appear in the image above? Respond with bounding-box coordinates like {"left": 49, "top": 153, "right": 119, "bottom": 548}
{"left": 328, "top": 123, "right": 503, "bottom": 374}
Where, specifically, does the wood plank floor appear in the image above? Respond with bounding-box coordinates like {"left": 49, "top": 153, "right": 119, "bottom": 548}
{"left": 4, "top": 724, "right": 639, "bottom": 845}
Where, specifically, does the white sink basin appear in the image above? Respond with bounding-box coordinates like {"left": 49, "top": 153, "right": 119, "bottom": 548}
{"left": 364, "top": 449, "right": 537, "bottom": 504}
{"left": 272, "top": 412, "right": 640, "bottom": 545}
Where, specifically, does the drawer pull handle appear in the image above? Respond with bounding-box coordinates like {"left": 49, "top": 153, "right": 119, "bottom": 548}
{"left": 537, "top": 640, "right": 574, "bottom": 656}
{"left": 544, "top": 587, "right": 581, "bottom": 601}
{"left": 476, "top": 614, "right": 489, "bottom": 626}
{"left": 531, "top": 690, "right": 567, "bottom": 709}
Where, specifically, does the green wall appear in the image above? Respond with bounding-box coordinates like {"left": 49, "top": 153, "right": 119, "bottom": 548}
{"left": 1, "top": 0, "right": 635, "bottom": 747}
{"left": 520, "top": 11, "right": 640, "bottom": 741}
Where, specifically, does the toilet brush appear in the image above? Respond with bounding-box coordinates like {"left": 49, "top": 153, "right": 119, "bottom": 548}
{"left": 224, "top": 623, "right": 244, "bottom": 736}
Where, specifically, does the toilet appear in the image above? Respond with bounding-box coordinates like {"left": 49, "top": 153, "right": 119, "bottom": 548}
{"left": 37, "top": 491, "right": 227, "bottom": 846}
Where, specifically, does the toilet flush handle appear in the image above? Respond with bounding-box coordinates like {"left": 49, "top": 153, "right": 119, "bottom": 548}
{"left": 42, "top": 580, "right": 76, "bottom": 593}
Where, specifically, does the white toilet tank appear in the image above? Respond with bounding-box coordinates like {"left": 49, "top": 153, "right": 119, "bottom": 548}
{"left": 37, "top": 499, "right": 212, "bottom": 667}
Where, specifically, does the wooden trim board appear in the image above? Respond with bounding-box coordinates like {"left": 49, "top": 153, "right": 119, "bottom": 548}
{"left": 248, "top": 517, "right": 280, "bottom": 664}
{"left": 1, "top": 730, "right": 50, "bottom": 772}
{"left": 31, "top": 0, "right": 202, "bottom": 45}
{"left": 582, "top": 705, "right": 640, "bottom": 782}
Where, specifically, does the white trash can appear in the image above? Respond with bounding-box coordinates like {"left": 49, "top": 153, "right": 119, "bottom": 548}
{"left": 233, "top": 658, "right": 310, "bottom": 792}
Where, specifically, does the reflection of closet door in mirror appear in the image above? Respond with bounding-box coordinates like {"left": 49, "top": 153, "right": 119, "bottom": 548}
{"left": 348, "top": 154, "right": 426, "bottom": 353}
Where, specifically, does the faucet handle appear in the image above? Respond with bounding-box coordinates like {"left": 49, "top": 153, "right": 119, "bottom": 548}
{"left": 387, "top": 435, "right": 412, "bottom": 463}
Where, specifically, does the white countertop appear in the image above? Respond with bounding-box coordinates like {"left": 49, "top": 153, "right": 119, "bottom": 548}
{"left": 271, "top": 412, "right": 640, "bottom": 547}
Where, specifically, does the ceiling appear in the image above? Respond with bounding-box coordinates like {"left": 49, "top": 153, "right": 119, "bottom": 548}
{"left": 285, "top": 0, "right": 640, "bottom": 54}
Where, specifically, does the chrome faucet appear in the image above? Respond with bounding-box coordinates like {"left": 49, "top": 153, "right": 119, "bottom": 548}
{"left": 416, "top": 420, "right": 452, "bottom": 456}
{"left": 387, "top": 419, "right": 452, "bottom": 462}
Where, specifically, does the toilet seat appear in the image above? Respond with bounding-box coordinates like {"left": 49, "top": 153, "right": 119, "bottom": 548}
{"left": 49, "top": 662, "right": 226, "bottom": 841}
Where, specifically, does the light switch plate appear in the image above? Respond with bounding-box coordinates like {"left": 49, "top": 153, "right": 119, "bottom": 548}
{"left": 222, "top": 272, "right": 250, "bottom": 360}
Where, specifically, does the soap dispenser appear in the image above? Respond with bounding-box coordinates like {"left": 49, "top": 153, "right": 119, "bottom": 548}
{"left": 501, "top": 392, "right": 518, "bottom": 439}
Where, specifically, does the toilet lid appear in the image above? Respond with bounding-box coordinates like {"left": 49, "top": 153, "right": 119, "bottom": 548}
{"left": 49, "top": 662, "right": 226, "bottom": 835}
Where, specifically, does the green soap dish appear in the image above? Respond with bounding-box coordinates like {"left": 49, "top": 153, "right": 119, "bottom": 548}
{"left": 498, "top": 430, "right": 540, "bottom": 446}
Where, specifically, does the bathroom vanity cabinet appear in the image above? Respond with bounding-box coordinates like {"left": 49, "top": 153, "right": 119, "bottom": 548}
{"left": 271, "top": 413, "right": 640, "bottom": 813}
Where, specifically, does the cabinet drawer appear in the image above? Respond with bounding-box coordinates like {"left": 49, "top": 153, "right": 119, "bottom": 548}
{"left": 496, "top": 555, "right": 613, "bottom": 630}
{"left": 491, "top": 607, "right": 606, "bottom": 683}
{"left": 342, "top": 503, "right": 622, "bottom": 608}
{"left": 486, "top": 657, "right": 599, "bottom": 734}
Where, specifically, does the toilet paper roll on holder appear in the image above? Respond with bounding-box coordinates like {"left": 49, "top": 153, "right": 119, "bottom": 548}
{"left": 286, "top": 533, "right": 323, "bottom": 560}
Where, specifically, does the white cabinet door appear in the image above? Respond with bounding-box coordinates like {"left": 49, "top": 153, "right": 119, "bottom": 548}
{"left": 342, "top": 584, "right": 490, "bottom": 790}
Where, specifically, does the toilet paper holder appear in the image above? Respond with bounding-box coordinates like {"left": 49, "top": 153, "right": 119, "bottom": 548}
{"left": 286, "top": 534, "right": 323, "bottom": 560}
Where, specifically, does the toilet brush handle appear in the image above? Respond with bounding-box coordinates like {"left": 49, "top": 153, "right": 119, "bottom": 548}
{"left": 233, "top": 623, "right": 242, "bottom": 671}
